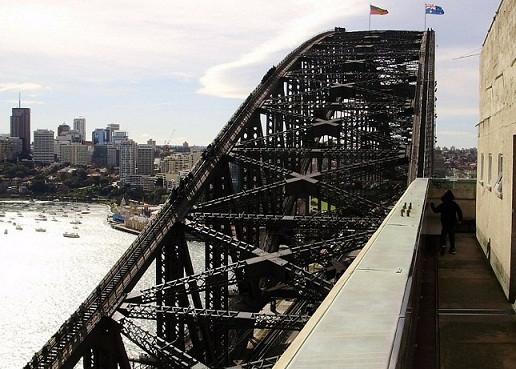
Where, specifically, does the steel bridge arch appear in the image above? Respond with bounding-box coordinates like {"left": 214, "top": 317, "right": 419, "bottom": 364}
{"left": 25, "top": 28, "right": 435, "bottom": 369}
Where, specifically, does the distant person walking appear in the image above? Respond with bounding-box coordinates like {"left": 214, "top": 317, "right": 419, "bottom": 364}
{"left": 431, "top": 190, "right": 463, "bottom": 255}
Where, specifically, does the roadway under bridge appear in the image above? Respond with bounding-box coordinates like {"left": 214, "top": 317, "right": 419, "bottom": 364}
{"left": 25, "top": 28, "right": 435, "bottom": 369}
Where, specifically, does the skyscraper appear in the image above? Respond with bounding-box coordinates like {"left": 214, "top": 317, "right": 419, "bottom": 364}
{"left": 92, "top": 129, "right": 107, "bottom": 145}
{"left": 10, "top": 107, "right": 31, "bottom": 159}
{"left": 137, "top": 144, "right": 154, "bottom": 175}
{"left": 119, "top": 140, "right": 137, "bottom": 184}
{"left": 57, "top": 123, "right": 71, "bottom": 136}
{"left": 73, "top": 116, "right": 86, "bottom": 142}
{"left": 105, "top": 123, "right": 120, "bottom": 143}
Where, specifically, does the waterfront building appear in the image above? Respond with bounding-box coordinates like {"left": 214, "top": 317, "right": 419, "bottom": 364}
{"left": 33, "top": 129, "right": 55, "bottom": 164}
{"left": 10, "top": 107, "right": 31, "bottom": 159}
{"left": 125, "top": 174, "right": 156, "bottom": 192}
{"left": 476, "top": 0, "right": 515, "bottom": 302}
{"left": 73, "top": 116, "right": 86, "bottom": 142}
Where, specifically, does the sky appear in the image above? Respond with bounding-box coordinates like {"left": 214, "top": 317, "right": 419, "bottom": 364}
{"left": 0, "top": 0, "right": 502, "bottom": 148}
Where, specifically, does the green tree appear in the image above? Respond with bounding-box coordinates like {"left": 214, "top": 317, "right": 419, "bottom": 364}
{"left": 30, "top": 177, "right": 48, "bottom": 194}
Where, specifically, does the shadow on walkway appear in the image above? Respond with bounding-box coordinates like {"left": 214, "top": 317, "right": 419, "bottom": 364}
{"left": 437, "top": 233, "right": 516, "bottom": 369}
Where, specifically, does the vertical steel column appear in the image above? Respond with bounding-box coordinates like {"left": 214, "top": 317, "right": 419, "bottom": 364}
{"left": 81, "top": 317, "right": 130, "bottom": 369}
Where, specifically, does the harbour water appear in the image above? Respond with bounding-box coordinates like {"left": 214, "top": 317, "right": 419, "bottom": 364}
{"left": 0, "top": 200, "right": 203, "bottom": 367}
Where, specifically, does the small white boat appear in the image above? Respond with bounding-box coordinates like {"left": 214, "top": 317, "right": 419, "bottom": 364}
{"left": 36, "top": 227, "right": 46, "bottom": 232}
{"left": 15, "top": 225, "right": 23, "bottom": 230}
{"left": 63, "top": 231, "right": 80, "bottom": 238}
{"left": 3, "top": 229, "right": 7, "bottom": 234}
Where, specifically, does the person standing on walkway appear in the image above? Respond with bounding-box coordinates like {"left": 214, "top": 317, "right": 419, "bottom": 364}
{"left": 431, "top": 189, "right": 463, "bottom": 255}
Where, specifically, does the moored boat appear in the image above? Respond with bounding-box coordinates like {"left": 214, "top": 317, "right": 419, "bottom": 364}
{"left": 63, "top": 232, "right": 80, "bottom": 238}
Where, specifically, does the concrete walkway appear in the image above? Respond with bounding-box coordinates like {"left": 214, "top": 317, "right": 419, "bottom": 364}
{"left": 437, "top": 233, "right": 516, "bottom": 369}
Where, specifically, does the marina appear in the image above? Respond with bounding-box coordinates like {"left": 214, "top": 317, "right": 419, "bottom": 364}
{"left": 0, "top": 200, "right": 137, "bottom": 367}
{"left": 0, "top": 199, "right": 205, "bottom": 367}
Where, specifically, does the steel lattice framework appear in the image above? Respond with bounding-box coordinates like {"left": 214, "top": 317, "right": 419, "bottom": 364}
{"left": 25, "top": 29, "right": 435, "bottom": 369}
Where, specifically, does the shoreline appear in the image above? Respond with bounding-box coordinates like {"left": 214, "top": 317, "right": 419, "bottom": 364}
{"left": 108, "top": 221, "right": 140, "bottom": 235}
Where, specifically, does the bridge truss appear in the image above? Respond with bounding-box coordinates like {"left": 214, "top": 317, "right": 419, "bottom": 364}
{"left": 25, "top": 29, "right": 435, "bottom": 369}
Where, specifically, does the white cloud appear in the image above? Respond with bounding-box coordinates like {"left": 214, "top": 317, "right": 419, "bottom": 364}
{"left": 0, "top": 0, "right": 501, "bottom": 147}
{"left": 197, "top": 0, "right": 363, "bottom": 98}
{"left": 4, "top": 99, "right": 46, "bottom": 106}
{"left": 0, "top": 83, "right": 46, "bottom": 93}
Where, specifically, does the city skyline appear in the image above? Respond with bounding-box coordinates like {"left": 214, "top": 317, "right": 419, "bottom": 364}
{"left": 0, "top": 1, "right": 502, "bottom": 148}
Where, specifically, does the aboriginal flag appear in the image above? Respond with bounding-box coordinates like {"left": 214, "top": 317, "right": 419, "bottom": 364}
{"left": 370, "top": 5, "right": 389, "bottom": 15}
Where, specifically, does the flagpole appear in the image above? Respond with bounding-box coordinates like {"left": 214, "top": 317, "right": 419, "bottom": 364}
{"left": 369, "top": 4, "right": 371, "bottom": 30}
{"left": 424, "top": 3, "right": 427, "bottom": 30}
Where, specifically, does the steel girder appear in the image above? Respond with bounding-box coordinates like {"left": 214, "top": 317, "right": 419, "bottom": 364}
{"left": 25, "top": 29, "right": 434, "bottom": 369}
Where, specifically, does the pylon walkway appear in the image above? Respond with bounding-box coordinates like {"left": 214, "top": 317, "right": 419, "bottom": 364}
{"left": 437, "top": 233, "right": 516, "bottom": 369}
{"left": 416, "top": 230, "right": 516, "bottom": 369}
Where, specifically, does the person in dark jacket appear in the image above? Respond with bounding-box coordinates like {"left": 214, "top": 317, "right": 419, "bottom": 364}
{"left": 431, "top": 190, "right": 463, "bottom": 255}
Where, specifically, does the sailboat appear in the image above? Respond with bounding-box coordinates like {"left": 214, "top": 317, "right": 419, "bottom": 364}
{"left": 70, "top": 212, "right": 82, "bottom": 225}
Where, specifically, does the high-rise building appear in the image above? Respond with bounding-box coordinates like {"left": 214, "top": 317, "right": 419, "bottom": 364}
{"left": 92, "top": 129, "right": 107, "bottom": 145}
{"left": 112, "top": 131, "right": 129, "bottom": 147}
{"left": 147, "top": 139, "right": 156, "bottom": 153}
{"left": 107, "top": 146, "right": 118, "bottom": 167}
{"left": 33, "top": 129, "right": 55, "bottom": 164}
{"left": 57, "top": 123, "right": 70, "bottom": 136}
{"left": 73, "top": 116, "right": 86, "bottom": 142}
{"left": 92, "top": 145, "right": 108, "bottom": 167}
{"left": 119, "top": 140, "right": 137, "bottom": 184}
{"left": 105, "top": 123, "right": 120, "bottom": 143}
{"left": 10, "top": 107, "right": 31, "bottom": 159}
{"left": 137, "top": 144, "right": 154, "bottom": 175}
{"left": 91, "top": 145, "right": 118, "bottom": 168}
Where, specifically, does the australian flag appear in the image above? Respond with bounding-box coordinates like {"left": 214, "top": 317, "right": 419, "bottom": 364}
{"left": 425, "top": 4, "right": 445, "bottom": 15}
